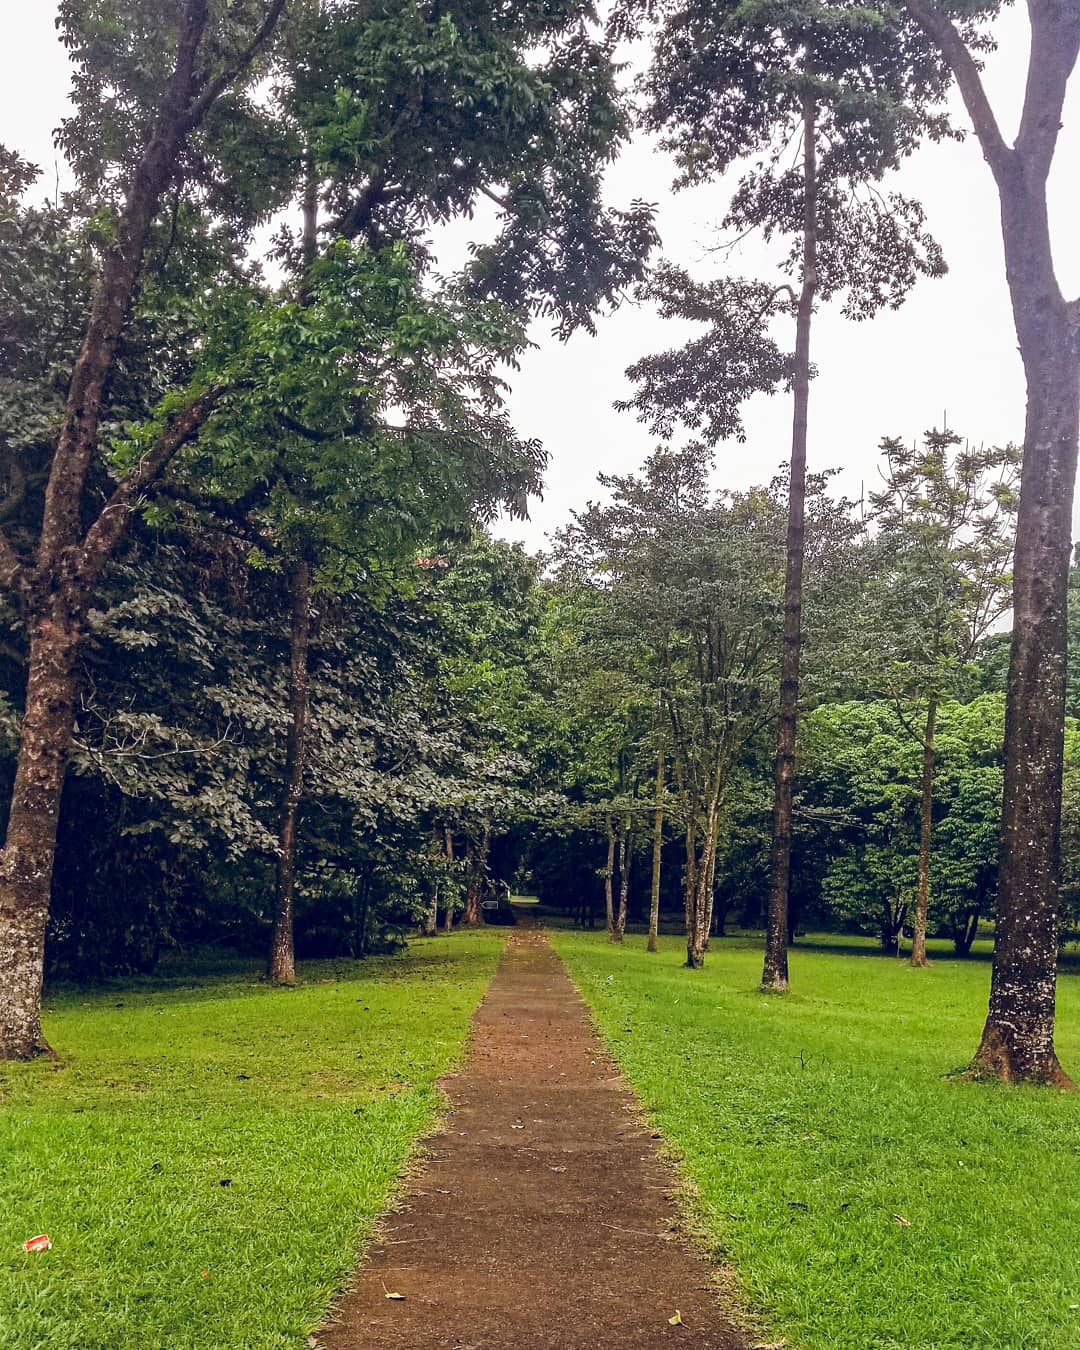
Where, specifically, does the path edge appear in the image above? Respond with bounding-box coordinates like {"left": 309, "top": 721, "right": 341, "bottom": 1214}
{"left": 312, "top": 930, "right": 513, "bottom": 1346}
{"left": 546, "top": 930, "right": 790, "bottom": 1350}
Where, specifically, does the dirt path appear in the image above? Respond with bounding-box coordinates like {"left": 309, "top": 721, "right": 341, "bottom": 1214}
{"left": 317, "top": 928, "right": 751, "bottom": 1350}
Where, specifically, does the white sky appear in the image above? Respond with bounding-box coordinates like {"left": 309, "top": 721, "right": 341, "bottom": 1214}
{"left": 3, "top": 7, "right": 1077, "bottom": 552}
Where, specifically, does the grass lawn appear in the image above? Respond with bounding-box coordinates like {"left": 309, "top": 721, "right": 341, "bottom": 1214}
{"left": 552, "top": 927, "right": 1080, "bottom": 1350}
{"left": 0, "top": 930, "right": 505, "bottom": 1350}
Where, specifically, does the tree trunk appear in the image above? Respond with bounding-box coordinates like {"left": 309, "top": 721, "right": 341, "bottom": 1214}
{"left": 613, "top": 814, "right": 631, "bottom": 942}
{"left": 263, "top": 141, "right": 321, "bottom": 986}
{"left": 903, "top": 0, "right": 1080, "bottom": 1087}
{"left": 910, "top": 699, "right": 938, "bottom": 968}
{"left": 648, "top": 732, "right": 664, "bottom": 953}
{"left": 424, "top": 831, "right": 441, "bottom": 936}
{"left": 953, "top": 907, "right": 980, "bottom": 958}
{"left": 686, "top": 782, "right": 722, "bottom": 968}
{"left": 974, "top": 172, "right": 1080, "bottom": 1083}
{"left": 604, "top": 813, "right": 616, "bottom": 938}
{"left": 463, "top": 824, "right": 490, "bottom": 926}
{"left": 267, "top": 560, "right": 312, "bottom": 984}
{"left": 0, "top": 611, "right": 81, "bottom": 1058}
{"left": 442, "top": 829, "right": 455, "bottom": 932}
{"left": 353, "top": 871, "right": 372, "bottom": 958}
{"left": 975, "top": 332, "right": 1079, "bottom": 1083}
{"left": 701, "top": 823, "right": 720, "bottom": 953}
{"left": 0, "top": 2, "right": 288, "bottom": 1060}
{"left": 762, "top": 91, "right": 818, "bottom": 995}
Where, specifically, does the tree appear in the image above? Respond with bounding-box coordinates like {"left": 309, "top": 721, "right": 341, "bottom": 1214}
{"left": 556, "top": 448, "right": 785, "bottom": 966}
{"left": 0, "top": 0, "right": 656, "bottom": 1052}
{"left": 615, "top": 0, "right": 949, "bottom": 992}
{"left": 541, "top": 580, "right": 653, "bottom": 940}
{"left": 864, "top": 430, "right": 1017, "bottom": 966}
{"left": 0, "top": 0, "right": 289, "bottom": 1059}
{"left": 895, "top": 0, "right": 1080, "bottom": 1084}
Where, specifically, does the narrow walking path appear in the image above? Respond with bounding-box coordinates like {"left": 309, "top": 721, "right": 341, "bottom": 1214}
{"left": 317, "top": 928, "right": 750, "bottom": 1349}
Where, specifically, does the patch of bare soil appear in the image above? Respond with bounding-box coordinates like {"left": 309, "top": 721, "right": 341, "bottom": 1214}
{"left": 317, "top": 927, "right": 751, "bottom": 1349}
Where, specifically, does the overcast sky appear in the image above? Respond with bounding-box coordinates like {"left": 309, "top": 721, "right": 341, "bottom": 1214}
{"left": 3, "top": 7, "right": 1078, "bottom": 552}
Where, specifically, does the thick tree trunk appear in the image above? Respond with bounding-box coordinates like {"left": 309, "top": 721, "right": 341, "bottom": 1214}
{"left": 604, "top": 813, "right": 616, "bottom": 938}
{"left": 953, "top": 907, "right": 980, "bottom": 958}
{"left": 267, "top": 560, "right": 312, "bottom": 984}
{"left": 762, "top": 92, "right": 818, "bottom": 995}
{"left": 903, "top": 0, "right": 1080, "bottom": 1088}
{"left": 648, "top": 733, "right": 664, "bottom": 953}
{"left": 910, "top": 699, "right": 938, "bottom": 968}
{"left": 463, "top": 825, "right": 490, "bottom": 927}
{"left": 0, "top": 612, "right": 81, "bottom": 1058}
{"left": 972, "top": 128, "right": 1080, "bottom": 1081}
{"left": 975, "top": 321, "right": 1079, "bottom": 1083}
{"left": 0, "top": 2, "right": 288, "bottom": 1060}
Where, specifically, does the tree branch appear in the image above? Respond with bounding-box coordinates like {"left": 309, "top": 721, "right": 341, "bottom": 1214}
{"left": 77, "top": 388, "right": 222, "bottom": 588}
{"left": 0, "top": 530, "right": 27, "bottom": 608}
{"left": 184, "top": 0, "right": 290, "bottom": 129}
{"left": 900, "top": 0, "right": 1015, "bottom": 187}
{"left": 1015, "top": 1, "right": 1080, "bottom": 185}
{"left": 40, "top": 0, "right": 212, "bottom": 562}
{"left": 154, "top": 479, "right": 277, "bottom": 552}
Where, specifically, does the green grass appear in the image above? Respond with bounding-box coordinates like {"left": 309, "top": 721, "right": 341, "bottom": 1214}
{"left": 552, "top": 927, "right": 1080, "bottom": 1350}
{"left": 0, "top": 930, "right": 506, "bottom": 1350}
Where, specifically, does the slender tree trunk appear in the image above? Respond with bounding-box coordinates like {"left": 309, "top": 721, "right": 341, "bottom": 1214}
{"left": 424, "top": 830, "right": 441, "bottom": 936}
{"left": 686, "top": 776, "right": 722, "bottom": 968}
{"left": 354, "top": 872, "right": 372, "bottom": 958}
{"left": 266, "top": 141, "right": 320, "bottom": 985}
{"left": 910, "top": 699, "right": 938, "bottom": 968}
{"left": 702, "top": 817, "right": 720, "bottom": 952}
{"left": 424, "top": 883, "right": 439, "bottom": 937}
{"left": 267, "top": 560, "right": 312, "bottom": 984}
{"left": 613, "top": 814, "right": 631, "bottom": 941}
{"left": 648, "top": 732, "right": 664, "bottom": 952}
{"left": 604, "top": 813, "right": 616, "bottom": 938}
{"left": 442, "top": 829, "right": 455, "bottom": 932}
{"left": 762, "top": 92, "right": 818, "bottom": 995}
{"left": 0, "top": 609, "right": 81, "bottom": 1058}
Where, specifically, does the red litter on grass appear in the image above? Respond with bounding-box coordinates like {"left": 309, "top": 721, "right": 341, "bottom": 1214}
{"left": 23, "top": 1235, "right": 51, "bottom": 1253}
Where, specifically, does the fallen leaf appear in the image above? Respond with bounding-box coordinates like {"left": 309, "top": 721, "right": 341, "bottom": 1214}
{"left": 668, "top": 1310, "right": 683, "bottom": 1326}
{"left": 893, "top": 1214, "right": 912, "bottom": 1227}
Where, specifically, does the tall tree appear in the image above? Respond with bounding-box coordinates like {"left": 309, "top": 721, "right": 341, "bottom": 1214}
{"left": 0, "top": 0, "right": 290, "bottom": 1059}
{"left": 897, "top": 0, "right": 1080, "bottom": 1083}
{"left": 615, "top": 0, "right": 950, "bottom": 992}
{"left": 556, "top": 448, "right": 785, "bottom": 967}
{"left": 0, "top": 0, "right": 655, "bottom": 1055}
{"left": 864, "top": 431, "right": 1017, "bottom": 966}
